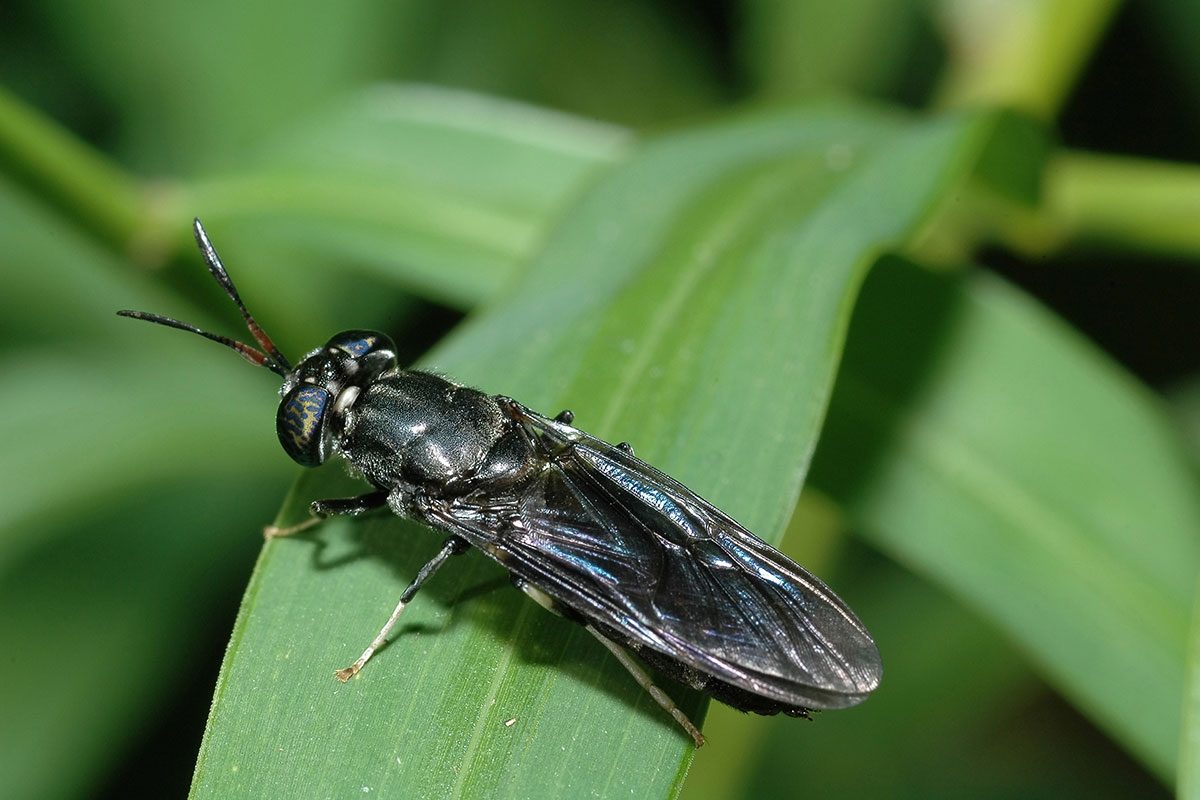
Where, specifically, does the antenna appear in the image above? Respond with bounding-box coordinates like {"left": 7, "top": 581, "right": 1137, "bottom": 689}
{"left": 117, "top": 218, "right": 292, "bottom": 377}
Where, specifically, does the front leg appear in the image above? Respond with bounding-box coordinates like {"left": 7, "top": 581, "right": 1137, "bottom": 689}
{"left": 335, "top": 535, "right": 469, "bottom": 681}
{"left": 311, "top": 490, "right": 389, "bottom": 518}
{"left": 264, "top": 489, "right": 388, "bottom": 539}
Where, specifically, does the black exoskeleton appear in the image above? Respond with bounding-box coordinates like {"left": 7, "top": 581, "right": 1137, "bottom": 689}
{"left": 119, "top": 219, "right": 882, "bottom": 748}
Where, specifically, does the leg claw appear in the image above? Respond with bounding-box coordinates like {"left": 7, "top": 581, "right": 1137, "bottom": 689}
{"left": 263, "top": 516, "right": 321, "bottom": 540}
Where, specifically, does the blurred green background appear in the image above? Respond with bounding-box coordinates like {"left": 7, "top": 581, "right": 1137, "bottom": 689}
{"left": 1, "top": 1, "right": 1198, "bottom": 798}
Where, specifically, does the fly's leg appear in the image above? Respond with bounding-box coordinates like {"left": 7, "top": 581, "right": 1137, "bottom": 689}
{"left": 585, "top": 624, "right": 706, "bottom": 748}
{"left": 263, "top": 490, "right": 388, "bottom": 539}
{"left": 310, "top": 491, "right": 389, "bottom": 519}
{"left": 508, "top": 399, "right": 635, "bottom": 457}
{"left": 262, "top": 517, "right": 322, "bottom": 540}
{"left": 335, "top": 536, "right": 468, "bottom": 681}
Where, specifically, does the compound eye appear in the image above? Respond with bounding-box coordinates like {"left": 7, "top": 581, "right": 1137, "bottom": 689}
{"left": 277, "top": 385, "right": 331, "bottom": 467}
{"left": 327, "top": 330, "right": 395, "bottom": 359}
{"left": 326, "top": 329, "right": 397, "bottom": 382}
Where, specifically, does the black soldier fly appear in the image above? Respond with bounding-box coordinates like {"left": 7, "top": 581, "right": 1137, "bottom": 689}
{"left": 119, "top": 219, "right": 882, "bottom": 746}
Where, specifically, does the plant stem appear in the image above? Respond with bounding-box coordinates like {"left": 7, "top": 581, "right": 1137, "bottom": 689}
{"left": 1043, "top": 151, "right": 1200, "bottom": 257}
{"left": 0, "top": 84, "right": 145, "bottom": 252}
{"left": 1000, "top": 151, "right": 1200, "bottom": 259}
{"left": 934, "top": 0, "right": 1119, "bottom": 121}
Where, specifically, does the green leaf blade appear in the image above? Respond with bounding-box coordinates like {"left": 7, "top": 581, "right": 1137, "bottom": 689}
{"left": 813, "top": 262, "right": 1200, "bottom": 780}
{"left": 183, "top": 85, "right": 632, "bottom": 309}
{"left": 191, "top": 105, "right": 1005, "bottom": 798}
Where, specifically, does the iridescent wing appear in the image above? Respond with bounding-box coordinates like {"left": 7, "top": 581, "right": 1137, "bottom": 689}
{"left": 425, "top": 403, "right": 882, "bottom": 709}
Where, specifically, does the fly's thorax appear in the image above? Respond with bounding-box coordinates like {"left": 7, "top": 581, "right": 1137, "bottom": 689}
{"left": 340, "top": 371, "right": 536, "bottom": 495}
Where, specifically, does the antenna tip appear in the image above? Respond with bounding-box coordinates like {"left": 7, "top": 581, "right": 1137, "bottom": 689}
{"left": 194, "top": 217, "right": 216, "bottom": 249}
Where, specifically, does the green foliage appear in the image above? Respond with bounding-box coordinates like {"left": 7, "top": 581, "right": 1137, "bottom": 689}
{"left": 191, "top": 105, "right": 1001, "bottom": 798}
{"left": 816, "top": 263, "right": 1199, "bottom": 777}
{"left": 0, "top": 2, "right": 1196, "bottom": 799}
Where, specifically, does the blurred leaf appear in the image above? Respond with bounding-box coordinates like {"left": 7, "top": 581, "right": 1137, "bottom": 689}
{"left": 191, "top": 105, "right": 1003, "bottom": 798}
{"left": 184, "top": 84, "right": 631, "bottom": 309}
{"left": 1145, "top": 0, "right": 1200, "bottom": 114}
{"left": 0, "top": 347, "right": 280, "bottom": 566}
{"left": 0, "top": 177, "right": 285, "bottom": 567}
{"left": 0, "top": 476, "right": 281, "bottom": 800}
{"left": 812, "top": 261, "right": 1200, "bottom": 780}
{"left": 1182, "top": 580, "right": 1200, "bottom": 800}
{"left": 408, "top": 0, "right": 725, "bottom": 127}
{"left": 0, "top": 84, "right": 143, "bottom": 249}
{"left": 739, "top": 0, "right": 929, "bottom": 102}
{"left": 33, "top": 0, "right": 417, "bottom": 172}
{"left": 1168, "top": 376, "right": 1200, "bottom": 461}
{"left": 27, "top": 0, "right": 719, "bottom": 174}
{"left": 907, "top": 110, "right": 1051, "bottom": 264}
{"left": 0, "top": 178, "right": 292, "bottom": 797}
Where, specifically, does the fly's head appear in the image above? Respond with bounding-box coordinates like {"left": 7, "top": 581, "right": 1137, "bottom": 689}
{"left": 118, "top": 218, "right": 397, "bottom": 469}
{"left": 277, "top": 330, "right": 397, "bottom": 466}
